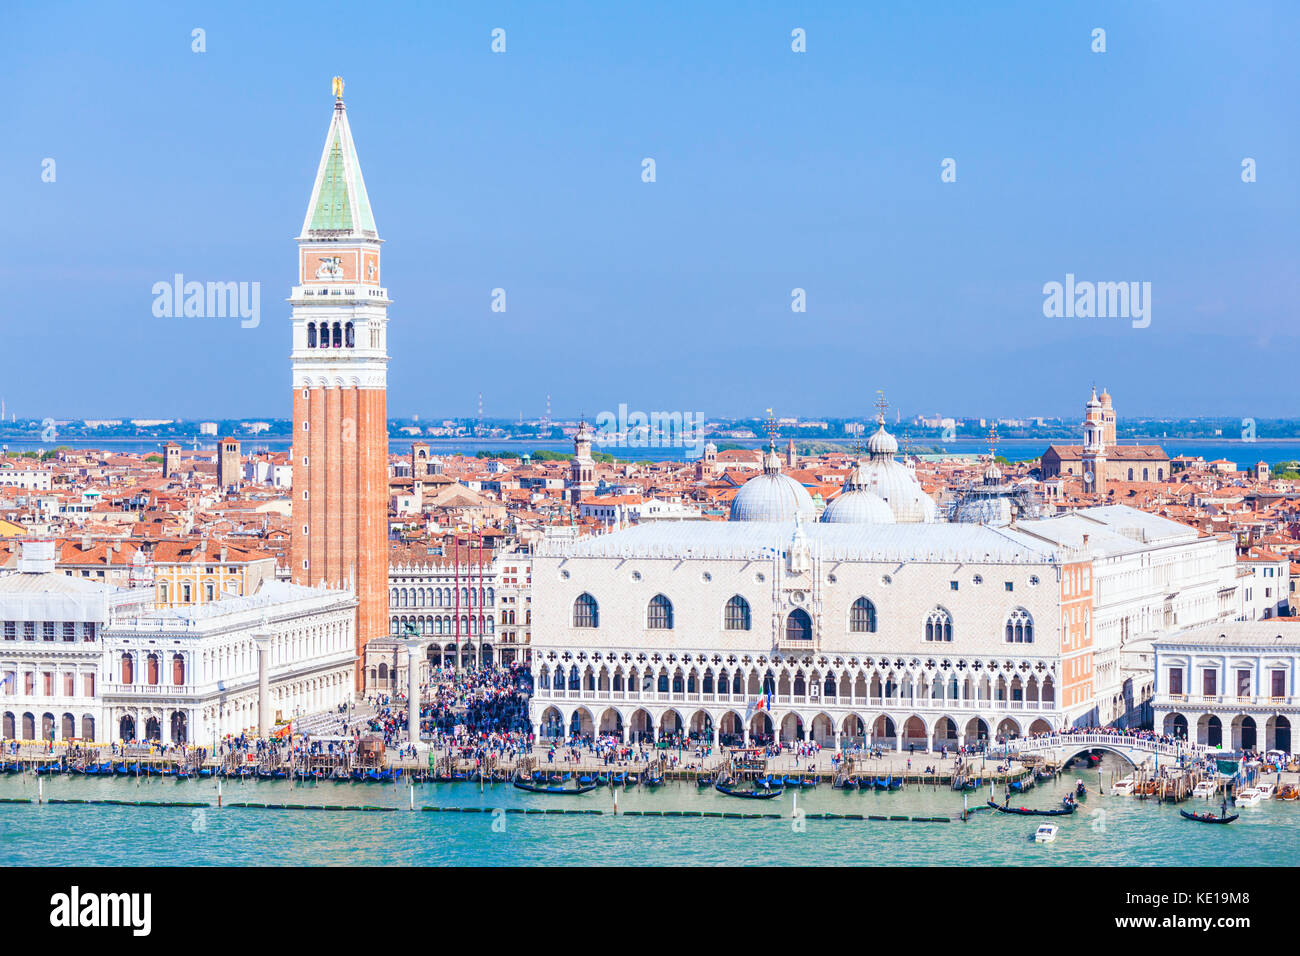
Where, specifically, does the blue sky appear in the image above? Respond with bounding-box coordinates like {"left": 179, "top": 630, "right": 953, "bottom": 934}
{"left": 3, "top": 1, "right": 1296, "bottom": 422}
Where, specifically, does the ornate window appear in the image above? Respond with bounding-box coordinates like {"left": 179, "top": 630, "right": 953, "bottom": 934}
{"left": 925, "top": 607, "right": 953, "bottom": 643}
{"left": 850, "top": 597, "right": 877, "bottom": 633}
{"left": 647, "top": 594, "right": 673, "bottom": 630}
{"left": 572, "top": 593, "right": 599, "bottom": 628}
{"left": 307, "top": 322, "right": 317, "bottom": 348}
{"left": 1005, "top": 608, "right": 1034, "bottom": 644}
{"left": 786, "top": 608, "right": 813, "bottom": 642}
{"left": 724, "top": 595, "right": 751, "bottom": 631}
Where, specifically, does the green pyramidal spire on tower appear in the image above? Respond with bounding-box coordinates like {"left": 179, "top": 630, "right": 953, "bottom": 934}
{"left": 300, "top": 79, "right": 378, "bottom": 239}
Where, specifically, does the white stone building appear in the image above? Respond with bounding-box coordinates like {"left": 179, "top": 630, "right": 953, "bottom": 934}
{"left": 0, "top": 541, "right": 150, "bottom": 742}
{"left": 528, "top": 428, "right": 1245, "bottom": 749}
{"left": 101, "top": 581, "right": 357, "bottom": 745}
{"left": 1152, "top": 621, "right": 1300, "bottom": 753}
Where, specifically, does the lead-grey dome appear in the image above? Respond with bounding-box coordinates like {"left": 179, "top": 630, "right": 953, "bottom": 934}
{"left": 729, "top": 443, "right": 818, "bottom": 522}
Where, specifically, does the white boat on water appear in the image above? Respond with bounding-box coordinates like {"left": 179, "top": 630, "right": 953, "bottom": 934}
{"left": 1235, "top": 787, "right": 1263, "bottom": 807}
{"left": 1111, "top": 777, "right": 1136, "bottom": 795}
{"left": 1034, "top": 824, "right": 1058, "bottom": 843}
{"left": 1256, "top": 782, "right": 1276, "bottom": 800}
{"left": 1192, "top": 780, "right": 1218, "bottom": 799}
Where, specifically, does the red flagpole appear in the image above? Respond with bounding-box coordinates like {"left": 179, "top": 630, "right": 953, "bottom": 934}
{"left": 477, "top": 529, "right": 485, "bottom": 669}
{"left": 453, "top": 532, "right": 460, "bottom": 677}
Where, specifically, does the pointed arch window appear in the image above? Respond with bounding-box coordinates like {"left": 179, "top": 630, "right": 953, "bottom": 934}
{"left": 786, "top": 608, "right": 813, "bottom": 642}
{"left": 925, "top": 607, "right": 953, "bottom": 642}
{"left": 850, "top": 597, "right": 877, "bottom": 633}
{"left": 573, "top": 593, "right": 598, "bottom": 628}
{"left": 724, "top": 595, "right": 751, "bottom": 631}
{"left": 647, "top": 594, "right": 673, "bottom": 630}
{"left": 1005, "top": 607, "right": 1033, "bottom": 643}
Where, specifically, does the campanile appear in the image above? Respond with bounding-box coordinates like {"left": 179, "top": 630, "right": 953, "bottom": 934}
{"left": 289, "top": 78, "right": 389, "bottom": 691}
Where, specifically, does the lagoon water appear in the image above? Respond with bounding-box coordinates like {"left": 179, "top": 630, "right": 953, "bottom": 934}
{"left": 2, "top": 438, "right": 1297, "bottom": 471}
{"left": 1, "top": 758, "right": 1295, "bottom": 866}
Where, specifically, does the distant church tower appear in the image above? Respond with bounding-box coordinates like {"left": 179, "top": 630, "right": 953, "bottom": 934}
{"left": 1098, "top": 389, "right": 1116, "bottom": 446}
{"left": 411, "top": 441, "right": 430, "bottom": 480}
{"left": 570, "top": 421, "right": 595, "bottom": 506}
{"left": 217, "top": 437, "right": 241, "bottom": 492}
{"left": 289, "top": 78, "right": 390, "bottom": 691}
{"left": 785, "top": 438, "right": 797, "bottom": 470}
{"left": 162, "top": 442, "right": 181, "bottom": 479}
{"left": 1082, "top": 387, "right": 1107, "bottom": 496}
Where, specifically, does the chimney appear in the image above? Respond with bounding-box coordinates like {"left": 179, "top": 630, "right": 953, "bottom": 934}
{"left": 219, "top": 545, "right": 227, "bottom": 563}
{"left": 80, "top": 534, "right": 91, "bottom": 552}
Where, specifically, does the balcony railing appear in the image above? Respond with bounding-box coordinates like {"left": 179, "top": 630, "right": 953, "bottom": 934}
{"left": 531, "top": 687, "right": 1055, "bottom": 713}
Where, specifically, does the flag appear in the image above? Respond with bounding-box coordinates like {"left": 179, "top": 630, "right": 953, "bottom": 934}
{"left": 744, "top": 698, "right": 756, "bottom": 722}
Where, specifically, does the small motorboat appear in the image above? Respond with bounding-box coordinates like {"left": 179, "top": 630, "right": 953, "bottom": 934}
{"left": 1234, "top": 787, "right": 1262, "bottom": 808}
{"left": 1180, "top": 808, "right": 1238, "bottom": 824}
{"left": 1033, "top": 824, "right": 1058, "bottom": 843}
{"left": 1110, "top": 777, "right": 1136, "bottom": 795}
{"left": 1256, "top": 782, "right": 1276, "bottom": 800}
{"left": 1277, "top": 784, "right": 1299, "bottom": 801}
{"left": 988, "top": 800, "right": 1075, "bottom": 817}
{"left": 1192, "top": 780, "right": 1217, "bottom": 799}
{"left": 715, "top": 781, "right": 784, "bottom": 800}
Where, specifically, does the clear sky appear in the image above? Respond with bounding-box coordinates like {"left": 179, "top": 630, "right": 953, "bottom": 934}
{"left": 4, "top": 1, "right": 1296, "bottom": 422}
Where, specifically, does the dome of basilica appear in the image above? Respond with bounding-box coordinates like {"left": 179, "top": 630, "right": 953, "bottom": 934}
{"left": 729, "top": 443, "right": 818, "bottom": 522}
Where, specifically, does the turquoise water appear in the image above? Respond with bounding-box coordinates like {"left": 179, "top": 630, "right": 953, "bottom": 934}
{"left": 0, "top": 758, "right": 1294, "bottom": 865}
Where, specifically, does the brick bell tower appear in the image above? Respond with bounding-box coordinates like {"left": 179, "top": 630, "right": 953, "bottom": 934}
{"left": 289, "top": 77, "right": 390, "bottom": 691}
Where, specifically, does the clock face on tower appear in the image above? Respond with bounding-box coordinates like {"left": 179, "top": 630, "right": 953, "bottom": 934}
{"left": 1084, "top": 471, "right": 1094, "bottom": 485}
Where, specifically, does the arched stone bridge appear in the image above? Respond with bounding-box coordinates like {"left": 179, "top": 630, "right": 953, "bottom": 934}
{"left": 995, "top": 732, "right": 1209, "bottom": 769}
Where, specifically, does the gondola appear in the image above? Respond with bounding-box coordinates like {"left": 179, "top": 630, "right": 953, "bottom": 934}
{"left": 1180, "top": 809, "right": 1238, "bottom": 824}
{"left": 1034, "top": 768, "right": 1055, "bottom": 782}
{"left": 644, "top": 773, "right": 664, "bottom": 787}
{"left": 612, "top": 771, "right": 627, "bottom": 786}
{"left": 872, "top": 776, "right": 891, "bottom": 791}
{"left": 577, "top": 775, "right": 596, "bottom": 785}
{"left": 987, "top": 800, "right": 1075, "bottom": 816}
{"left": 887, "top": 776, "right": 903, "bottom": 791}
{"left": 834, "top": 776, "right": 860, "bottom": 790}
{"left": 513, "top": 779, "right": 599, "bottom": 795}
{"left": 1009, "top": 776, "right": 1035, "bottom": 793}
{"left": 715, "top": 781, "right": 784, "bottom": 799}
{"left": 696, "top": 774, "right": 715, "bottom": 788}
{"left": 1075, "top": 781, "right": 1087, "bottom": 799}
{"left": 1061, "top": 795, "right": 1077, "bottom": 810}
{"left": 784, "top": 775, "right": 817, "bottom": 788}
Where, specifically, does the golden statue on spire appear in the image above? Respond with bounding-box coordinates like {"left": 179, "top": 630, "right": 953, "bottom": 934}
{"left": 332, "top": 76, "right": 345, "bottom": 100}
